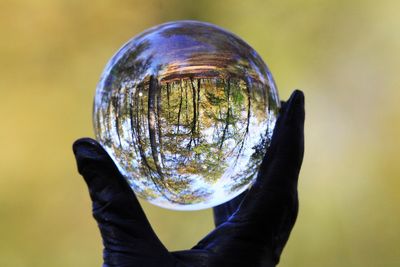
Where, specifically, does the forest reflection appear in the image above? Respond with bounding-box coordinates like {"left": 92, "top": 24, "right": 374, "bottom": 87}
{"left": 96, "top": 74, "right": 274, "bottom": 206}
{"left": 93, "top": 21, "right": 280, "bottom": 208}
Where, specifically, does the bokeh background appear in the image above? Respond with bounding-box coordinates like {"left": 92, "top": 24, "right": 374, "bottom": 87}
{"left": 1, "top": 0, "right": 399, "bottom": 266}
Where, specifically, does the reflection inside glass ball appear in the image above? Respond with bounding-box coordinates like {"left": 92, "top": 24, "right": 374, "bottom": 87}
{"left": 93, "top": 21, "right": 280, "bottom": 210}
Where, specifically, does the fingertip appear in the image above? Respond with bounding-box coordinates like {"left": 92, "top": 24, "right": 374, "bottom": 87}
{"left": 279, "top": 90, "right": 305, "bottom": 127}
{"left": 278, "top": 90, "right": 304, "bottom": 120}
{"left": 72, "top": 138, "right": 111, "bottom": 169}
{"left": 72, "top": 138, "right": 102, "bottom": 156}
{"left": 72, "top": 137, "right": 117, "bottom": 183}
{"left": 287, "top": 90, "right": 304, "bottom": 109}
{"left": 293, "top": 89, "right": 304, "bottom": 98}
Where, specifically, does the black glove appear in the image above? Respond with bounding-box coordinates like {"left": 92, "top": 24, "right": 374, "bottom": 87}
{"left": 73, "top": 90, "right": 305, "bottom": 267}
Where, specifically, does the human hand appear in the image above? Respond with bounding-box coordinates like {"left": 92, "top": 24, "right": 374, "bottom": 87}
{"left": 73, "top": 90, "right": 305, "bottom": 267}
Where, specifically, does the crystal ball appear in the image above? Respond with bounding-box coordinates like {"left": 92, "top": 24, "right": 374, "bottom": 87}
{"left": 93, "top": 21, "right": 280, "bottom": 210}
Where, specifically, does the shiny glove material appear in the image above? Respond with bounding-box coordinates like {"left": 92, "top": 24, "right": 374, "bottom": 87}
{"left": 73, "top": 90, "right": 305, "bottom": 267}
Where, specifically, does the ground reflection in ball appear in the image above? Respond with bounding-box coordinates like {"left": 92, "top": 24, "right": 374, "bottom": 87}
{"left": 93, "top": 21, "right": 280, "bottom": 210}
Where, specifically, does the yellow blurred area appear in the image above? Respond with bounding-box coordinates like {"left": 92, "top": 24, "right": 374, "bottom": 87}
{"left": 1, "top": 0, "right": 399, "bottom": 266}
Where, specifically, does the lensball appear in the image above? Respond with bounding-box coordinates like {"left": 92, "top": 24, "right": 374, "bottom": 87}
{"left": 93, "top": 21, "right": 280, "bottom": 210}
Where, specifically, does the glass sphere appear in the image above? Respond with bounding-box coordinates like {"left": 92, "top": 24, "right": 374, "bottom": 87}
{"left": 93, "top": 21, "right": 280, "bottom": 210}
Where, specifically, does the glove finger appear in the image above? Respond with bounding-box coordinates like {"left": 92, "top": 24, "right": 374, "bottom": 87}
{"left": 193, "top": 91, "right": 304, "bottom": 260}
{"left": 233, "top": 90, "right": 304, "bottom": 220}
{"left": 211, "top": 98, "right": 292, "bottom": 228}
{"left": 73, "top": 138, "right": 171, "bottom": 261}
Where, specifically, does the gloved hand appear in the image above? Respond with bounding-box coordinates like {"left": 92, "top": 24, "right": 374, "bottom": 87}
{"left": 73, "top": 90, "right": 305, "bottom": 267}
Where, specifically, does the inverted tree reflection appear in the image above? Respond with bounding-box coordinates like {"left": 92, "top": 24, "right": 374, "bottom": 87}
{"left": 93, "top": 22, "right": 280, "bottom": 208}
{"left": 100, "top": 74, "right": 271, "bottom": 204}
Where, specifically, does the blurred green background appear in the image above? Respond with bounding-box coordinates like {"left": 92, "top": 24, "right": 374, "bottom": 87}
{"left": 1, "top": 0, "right": 399, "bottom": 266}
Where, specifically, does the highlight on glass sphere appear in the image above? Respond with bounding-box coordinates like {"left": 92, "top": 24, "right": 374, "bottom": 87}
{"left": 93, "top": 20, "right": 280, "bottom": 210}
